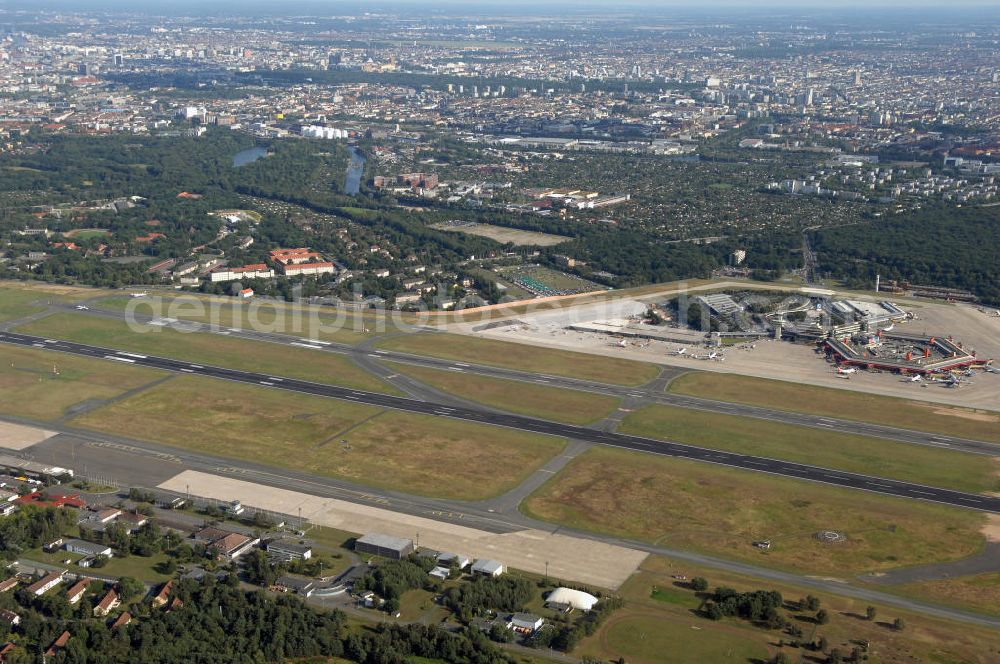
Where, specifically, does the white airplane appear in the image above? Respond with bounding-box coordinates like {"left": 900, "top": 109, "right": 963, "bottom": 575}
{"left": 670, "top": 348, "right": 687, "bottom": 356}
{"left": 880, "top": 323, "right": 894, "bottom": 332}
{"left": 694, "top": 351, "right": 722, "bottom": 361}
{"left": 984, "top": 366, "right": 1000, "bottom": 374}
{"left": 908, "top": 374, "right": 923, "bottom": 382}
{"left": 614, "top": 338, "right": 628, "bottom": 348}
{"left": 75, "top": 305, "right": 89, "bottom": 310}
{"left": 130, "top": 292, "right": 148, "bottom": 298}
{"left": 836, "top": 367, "right": 857, "bottom": 375}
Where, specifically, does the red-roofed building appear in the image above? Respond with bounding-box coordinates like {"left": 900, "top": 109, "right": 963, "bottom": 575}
{"left": 209, "top": 532, "right": 258, "bottom": 560}
{"left": 44, "top": 631, "right": 70, "bottom": 658}
{"left": 135, "top": 232, "right": 165, "bottom": 243}
{"left": 51, "top": 242, "right": 79, "bottom": 250}
{"left": 0, "top": 642, "right": 14, "bottom": 661}
{"left": 0, "top": 578, "right": 18, "bottom": 594}
{"left": 152, "top": 580, "right": 173, "bottom": 608}
{"left": 94, "top": 589, "right": 119, "bottom": 617}
{"left": 110, "top": 611, "right": 132, "bottom": 628}
{"left": 66, "top": 578, "right": 90, "bottom": 605}
{"left": 176, "top": 192, "right": 204, "bottom": 199}
{"left": 268, "top": 248, "right": 335, "bottom": 277}
{"left": 26, "top": 571, "right": 65, "bottom": 596}
{"left": 17, "top": 492, "right": 85, "bottom": 509}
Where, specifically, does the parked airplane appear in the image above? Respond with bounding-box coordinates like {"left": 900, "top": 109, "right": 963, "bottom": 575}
{"left": 907, "top": 374, "right": 923, "bottom": 382}
{"left": 670, "top": 348, "right": 687, "bottom": 356}
{"left": 985, "top": 366, "right": 1000, "bottom": 375}
{"left": 694, "top": 352, "right": 723, "bottom": 361}
{"left": 880, "top": 323, "right": 894, "bottom": 332}
{"left": 614, "top": 338, "right": 628, "bottom": 348}
{"left": 836, "top": 367, "right": 857, "bottom": 375}
{"left": 75, "top": 305, "right": 89, "bottom": 310}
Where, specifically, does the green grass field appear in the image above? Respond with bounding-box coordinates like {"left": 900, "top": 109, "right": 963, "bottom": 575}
{"left": 892, "top": 572, "right": 1000, "bottom": 618}
{"left": 600, "top": 614, "right": 768, "bottom": 664}
{"left": 574, "top": 555, "right": 1000, "bottom": 664}
{"left": 385, "top": 362, "right": 621, "bottom": 424}
{"left": 670, "top": 372, "right": 1000, "bottom": 443}
{"left": 618, "top": 404, "right": 997, "bottom": 493}
{"left": 376, "top": 333, "right": 660, "bottom": 386}
{"left": 75, "top": 376, "right": 565, "bottom": 501}
{"left": 94, "top": 294, "right": 405, "bottom": 345}
{"left": 17, "top": 313, "right": 395, "bottom": 394}
{"left": 0, "top": 344, "right": 164, "bottom": 421}
{"left": 523, "top": 447, "right": 986, "bottom": 576}
{"left": 0, "top": 287, "right": 48, "bottom": 322}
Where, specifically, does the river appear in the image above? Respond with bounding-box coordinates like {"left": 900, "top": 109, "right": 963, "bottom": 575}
{"left": 233, "top": 146, "right": 268, "bottom": 168}
{"left": 344, "top": 147, "right": 366, "bottom": 194}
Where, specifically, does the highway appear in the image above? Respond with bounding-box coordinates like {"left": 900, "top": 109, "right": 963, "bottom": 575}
{"left": 45, "top": 302, "right": 1000, "bottom": 457}
{"left": 2, "top": 329, "right": 998, "bottom": 514}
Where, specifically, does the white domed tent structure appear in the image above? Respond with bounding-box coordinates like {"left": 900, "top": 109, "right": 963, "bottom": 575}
{"left": 544, "top": 587, "right": 599, "bottom": 612}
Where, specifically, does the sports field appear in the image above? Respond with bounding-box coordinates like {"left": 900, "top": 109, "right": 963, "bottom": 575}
{"left": 16, "top": 314, "right": 394, "bottom": 394}
{"left": 0, "top": 344, "right": 163, "bottom": 421}
{"left": 75, "top": 376, "right": 565, "bottom": 501}
{"left": 619, "top": 404, "right": 997, "bottom": 493}
{"left": 431, "top": 221, "right": 570, "bottom": 247}
{"left": 385, "top": 362, "right": 621, "bottom": 424}
{"left": 670, "top": 372, "right": 1000, "bottom": 443}
{"left": 376, "top": 333, "right": 659, "bottom": 386}
{"left": 523, "top": 447, "right": 986, "bottom": 576}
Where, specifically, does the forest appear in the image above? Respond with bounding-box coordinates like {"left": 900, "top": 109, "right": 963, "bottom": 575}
{"left": 0, "top": 574, "right": 514, "bottom": 664}
{"left": 812, "top": 204, "right": 1000, "bottom": 304}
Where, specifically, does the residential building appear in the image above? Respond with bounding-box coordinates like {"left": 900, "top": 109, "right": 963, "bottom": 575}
{"left": 44, "top": 631, "right": 70, "bottom": 658}
{"left": 94, "top": 589, "right": 120, "bottom": 617}
{"left": 0, "top": 610, "right": 19, "bottom": 627}
{"left": 110, "top": 611, "right": 132, "bottom": 629}
{"left": 152, "top": 580, "right": 173, "bottom": 608}
{"left": 26, "top": 570, "right": 64, "bottom": 596}
{"left": 66, "top": 578, "right": 90, "bottom": 605}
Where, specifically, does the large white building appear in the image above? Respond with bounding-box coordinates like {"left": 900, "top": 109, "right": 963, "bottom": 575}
{"left": 301, "top": 125, "right": 348, "bottom": 140}
{"left": 209, "top": 264, "right": 275, "bottom": 282}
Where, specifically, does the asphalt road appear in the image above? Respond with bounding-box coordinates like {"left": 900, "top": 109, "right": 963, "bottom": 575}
{"left": 47, "top": 302, "right": 1000, "bottom": 457}
{"left": 2, "top": 329, "right": 997, "bottom": 515}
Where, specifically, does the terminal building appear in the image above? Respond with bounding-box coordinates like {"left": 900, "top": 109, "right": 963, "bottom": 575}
{"left": 824, "top": 331, "right": 988, "bottom": 375}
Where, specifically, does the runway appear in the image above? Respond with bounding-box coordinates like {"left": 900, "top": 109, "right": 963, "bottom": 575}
{"left": 47, "top": 302, "right": 1000, "bottom": 457}
{"left": 2, "top": 329, "right": 997, "bottom": 514}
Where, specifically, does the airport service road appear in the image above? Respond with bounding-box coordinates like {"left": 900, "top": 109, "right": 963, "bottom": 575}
{"left": 2, "top": 330, "right": 999, "bottom": 515}
{"left": 49, "top": 302, "right": 1000, "bottom": 457}
{"left": 7, "top": 416, "right": 1000, "bottom": 629}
